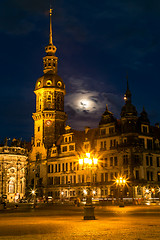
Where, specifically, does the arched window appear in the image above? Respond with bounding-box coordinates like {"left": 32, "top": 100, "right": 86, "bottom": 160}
{"left": 9, "top": 180, "right": 15, "bottom": 193}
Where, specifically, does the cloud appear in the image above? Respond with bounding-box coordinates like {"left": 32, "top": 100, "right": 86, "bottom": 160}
{"left": 65, "top": 75, "right": 123, "bottom": 130}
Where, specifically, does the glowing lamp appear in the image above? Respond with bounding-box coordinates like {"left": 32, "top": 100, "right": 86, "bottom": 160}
{"left": 84, "top": 158, "right": 89, "bottom": 164}
{"left": 86, "top": 153, "right": 90, "bottom": 158}
{"left": 88, "top": 158, "right": 92, "bottom": 165}
{"left": 79, "top": 159, "right": 83, "bottom": 165}
{"left": 31, "top": 190, "right": 35, "bottom": 195}
{"left": 93, "top": 158, "right": 98, "bottom": 165}
{"left": 83, "top": 189, "right": 87, "bottom": 195}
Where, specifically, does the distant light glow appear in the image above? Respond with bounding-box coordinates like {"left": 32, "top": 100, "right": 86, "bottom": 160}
{"left": 86, "top": 153, "right": 90, "bottom": 158}
{"left": 83, "top": 189, "right": 87, "bottom": 195}
{"left": 79, "top": 159, "right": 83, "bottom": 165}
{"left": 93, "top": 158, "right": 98, "bottom": 165}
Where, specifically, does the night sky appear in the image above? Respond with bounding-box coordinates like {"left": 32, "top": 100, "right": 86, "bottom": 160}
{"left": 1, "top": 0, "right": 160, "bottom": 142}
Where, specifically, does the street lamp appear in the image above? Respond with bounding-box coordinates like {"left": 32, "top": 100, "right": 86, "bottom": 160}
{"left": 115, "top": 176, "right": 126, "bottom": 207}
{"left": 79, "top": 152, "right": 98, "bottom": 220}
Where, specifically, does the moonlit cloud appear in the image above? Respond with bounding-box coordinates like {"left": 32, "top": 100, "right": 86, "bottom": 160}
{"left": 65, "top": 76, "right": 123, "bottom": 130}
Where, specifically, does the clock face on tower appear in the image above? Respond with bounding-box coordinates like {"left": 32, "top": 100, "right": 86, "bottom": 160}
{"left": 45, "top": 120, "right": 52, "bottom": 126}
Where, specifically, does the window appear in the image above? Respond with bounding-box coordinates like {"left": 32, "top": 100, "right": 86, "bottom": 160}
{"left": 146, "top": 156, "right": 153, "bottom": 166}
{"left": 146, "top": 156, "right": 149, "bottom": 166}
{"left": 123, "top": 155, "right": 128, "bottom": 165}
{"left": 69, "top": 136, "right": 72, "bottom": 142}
{"left": 82, "top": 175, "right": 84, "bottom": 183}
{"left": 136, "top": 170, "right": 139, "bottom": 180}
{"left": 157, "top": 157, "right": 160, "bottom": 167}
{"left": 151, "top": 172, "right": 153, "bottom": 181}
{"left": 101, "top": 173, "right": 104, "bottom": 182}
{"left": 114, "top": 157, "right": 118, "bottom": 166}
{"left": 61, "top": 176, "right": 64, "bottom": 184}
{"left": 54, "top": 177, "right": 60, "bottom": 185}
{"left": 78, "top": 175, "right": 81, "bottom": 183}
{"left": 105, "top": 173, "right": 108, "bottom": 182}
{"left": 109, "top": 127, "right": 114, "bottom": 134}
{"left": 110, "top": 157, "right": 113, "bottom": 166}
{"left": 70, "top": 162, "right": 72, "bottom": 171}
{"left": 62, "top": 163, "right": 64, "bottom": 172}
{"left": 66, "top": 176, "right": 68, "bottom": 184}
{"left": 37, "top": 142, "right": 40, "bottom": 147}
{"left": 58, "top": 164, "right": 61, "bottom": 172}
{"left": 147, "top": 171, "right": 150, "bottom": 181}
{"left": 100, "top": 141, "right": 106, "bottom": 150}
{"left": 62, "top": 146, "right": 67, "bottom": 152}
{"left": 74, "top": 175, "right": 76, "bottom": 183}
{"left": 48, "top": 177, "right": 53, "bottom": 185}
{"left": 140, "top": 138, "right": 144, "bottom": 147}
{"left": 38, "top": 126, "right": 40, "bottom": 132}
{"left": 142, "top": 126, "right": 148, "bottom": 133}
{"left": 147, "top": 139, "right": 152, "bottom": 150}
{"left": 69, "top": 145, "right": 74, "bottom": 151}
{"left": 70, "top": 175, "right": 72, "bottom": 183}
{"left": 115, "top": 172, "right": 118, "bottom": 178}
{"left": 55, "top": 164, "right": 57, "bottom": 173}
{"left": 64, "top": 137, "right": 67, "bottom": 143}
{"left": 66, "top": 163, "right": 68, "bottom": 171}
{"left": 110, "top": 172, "right": 114, "bottom": 180}
{"left": 100, "top": 128, "right": 106, "bottom": 135}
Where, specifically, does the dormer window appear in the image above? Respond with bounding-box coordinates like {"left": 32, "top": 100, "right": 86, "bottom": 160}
{"left": 141, "top": 124, "right": 149, "bottom": 133}
{"left": 100, "top": 128, "right": 106, "bottom": 135}
{"left": 109, "top": 127, "right": 114, "bottom": 134}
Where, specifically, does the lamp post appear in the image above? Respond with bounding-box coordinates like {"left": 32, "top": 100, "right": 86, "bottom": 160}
{"left": 79, "top": 152, "right": 98, "bottom": 220}
{"left": 115, "top": 176, "right": 126, "bottom": 207}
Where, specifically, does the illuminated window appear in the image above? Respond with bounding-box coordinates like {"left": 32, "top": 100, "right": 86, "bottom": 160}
{"left": 9, "top": 180, "right": 15, "bottom": 193}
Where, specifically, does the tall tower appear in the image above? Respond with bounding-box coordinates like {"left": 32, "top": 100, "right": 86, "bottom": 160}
{"left": 32, "top": 9, "right": 67, "bottom": 152}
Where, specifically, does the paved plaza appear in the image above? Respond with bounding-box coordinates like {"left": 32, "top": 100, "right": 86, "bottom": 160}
{"left": 0, "top": 205, "right": 160, "bottom": 240}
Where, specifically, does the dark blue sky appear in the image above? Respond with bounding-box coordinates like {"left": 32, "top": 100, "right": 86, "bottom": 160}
{"left": 0, "top": 0, "right": 160, "bottom": 141}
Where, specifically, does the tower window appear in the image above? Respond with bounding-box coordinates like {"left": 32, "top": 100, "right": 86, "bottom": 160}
{"left": 38, "top": 127, "right": 40, "bottom": 132}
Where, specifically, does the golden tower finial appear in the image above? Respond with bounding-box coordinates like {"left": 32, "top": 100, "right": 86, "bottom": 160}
{"left": 49, "top": 8, "right": 53, "bottom": 45}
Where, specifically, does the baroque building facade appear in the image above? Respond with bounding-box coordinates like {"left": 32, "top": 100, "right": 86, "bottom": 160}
{"left": 0, "top": 143, "right": 27, "bottom": 202}
{"left": 28, "top": 9, "right": 160, "bottom": 202}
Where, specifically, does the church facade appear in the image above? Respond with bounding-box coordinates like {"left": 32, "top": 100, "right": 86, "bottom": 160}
{"left": 28, "top": 9, "right": 160, "bottom": 203}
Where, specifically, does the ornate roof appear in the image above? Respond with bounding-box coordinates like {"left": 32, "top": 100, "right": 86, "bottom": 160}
{"left": 99, "top": 104, "right": 116, "bottom": 125}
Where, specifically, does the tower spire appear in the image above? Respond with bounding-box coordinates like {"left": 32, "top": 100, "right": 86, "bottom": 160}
{"left": 49, "top": 8, "right": 53, "bottom": 45}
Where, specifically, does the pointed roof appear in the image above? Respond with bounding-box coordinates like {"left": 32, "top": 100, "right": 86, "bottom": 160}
{"left": 138, "top": 107, "right": 150, "bottom": 124}
{"left": 99, "top": 104, "right": 116, "bottom": 125}
{"left": 121, "top": 79, "right": 137, "bottom": 118}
